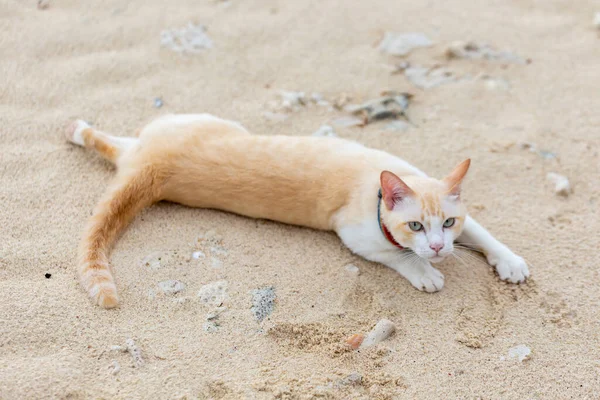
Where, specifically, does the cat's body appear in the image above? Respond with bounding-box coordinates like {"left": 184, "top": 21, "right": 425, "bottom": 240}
{"left": 66, "top": 114, "right": 529, "bottom": 308}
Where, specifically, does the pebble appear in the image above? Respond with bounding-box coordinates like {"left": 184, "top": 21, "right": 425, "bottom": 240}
{"left": 109, "top": 360, "right": 120, "bottom": 375}
{"left": 508, "top": 344, "right": 531, "bottom": 362}
{"left": 251, "top": 286, "right": 276, "bottom": 322}
{"left": 404, "top": 65, "right": 457, "bottom": 89}
{"left": 344, "top": 264, "right": 360, "bottom": 276}
{"left": 192, "top": 250, "right": 206, "bottom": 259}
{"left": 594, "top": 12, "right": 600, "bottom": 29}
{"left": 141, "top": 252, "right": 162, "bottom": 269}
{"left": 378, "top": 32, "right": 433, "bottom": 56}
{"left": 153, "top": 97, "right": 163, "bottom": 108}
{"left": 198, "top": 280, "right": 229, "bottom": 306}
{"left": 345, "top": 333, "right": 365, "bottom": 350}
{"left": 37, "top": 0, "right": 50, "bottom": 9}
{"left": 338, "top": 372, "right": 363, "bottom": 386}
{"left": 360, "top": 319, "right": 396, "bottom": 348}
{"left": 445, "top": 41, "right": 526, "bottom": 64}
{"left": 160, "top": 23, "right": 213, "bottom": 54}
{"left": 547, "top": 173, "right": 571, "bottom": 196}
{"left": 125, "top": 339, "right": 144, "bottom": 367}
{"left": 312, "top": 125, "right": 337, "bottom": 137}
{"left": 158, "top": 280, "right": 185, "bottom": 295}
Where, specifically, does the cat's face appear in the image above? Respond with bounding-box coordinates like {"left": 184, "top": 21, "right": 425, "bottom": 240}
{"left": 380, "top": 160, "right": 470, "bottom": 263}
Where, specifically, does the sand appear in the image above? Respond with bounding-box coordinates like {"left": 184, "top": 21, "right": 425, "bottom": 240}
{"left": 1, "top": 0, "right": 599, "bottom": 399}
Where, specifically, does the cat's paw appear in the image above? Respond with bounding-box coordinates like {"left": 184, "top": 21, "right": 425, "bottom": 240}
{"left": 408, "top": 265, "right": 445, "bottom": 293}
{"left": 65, "top": 119, "right": 89, "bottom": 146}
{"left": 488, "top": 252, "right": 530, "bottom": 283}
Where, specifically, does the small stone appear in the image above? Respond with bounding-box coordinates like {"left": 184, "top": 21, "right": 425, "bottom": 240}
{"left": 160, "top": 23, "right": 213, "bottom": 54}
{"left": 44, "top": 273, "right": 52, "bottom": 279}
{"left": 153, "top": 97, "right": 163, "bottom": 108}
{"left": 404, "top": 65, "right": 457, "bottom": 89}
{"left": 192, "top": 250, "right": 206, "bottom": 259}
{"left": 594, "top": 12, "right": 600, "bottom": 29}
{"left": 360, "top": 319, "right": 396, "bottom": 348}
{"left": 198, "top": 280, "right": 229, "bottom": 306}
{"left": 251, "top": 286, "right": 276, "bottom": 322}
{"left": 125, "top": 339, "right": 144, "bottom": 367}
{"left": 141, "top": 252, "right": 162, "bottom": 269}
{"left": 445, "top": 41, "right": 526, "bottom": 64}
{"left": 312, "top": 125, "right": 337, "bottom": 137}
{"left": 378, "top": 32, "right": 433, "bottom": 56}
{"left": 109, "top": 345, "right": 127, "bottom": 353}
{"left": 108, "top": 360, "right": 120, "bottom": 375}
{"left": 158, "top": 280, "right": 186, "bottom": 295}
{"left": 339, "top": 372, "right": 363, "bottom": 386}
{"left": 37, "top": 0, "right": 50, "bottom": 9}
{"left": 547, "top": 173, "right": 571, "bottom": 196}
{"left": 345, "top": 333, "right": 365, "bottom": 350}
{"left": 508, "top": 344, "right": 531, "bottom": 362}
{"left": 482, "top": 76, "right": 510, "bottom": 91}
{"left": 203, "top": 321, "right": 219, "bottom": 332}
{"left": 344, "top": 264, "right": 360, "bottom": 276}
{"left": 538, "top": 150, "right": 557, "bottom": 159}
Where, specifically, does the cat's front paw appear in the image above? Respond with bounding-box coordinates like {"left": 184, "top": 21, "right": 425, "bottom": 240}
{"left": 488, "top": 252, "right": 530, "bottom": 283}
{"left": 408, "top": 265, "right": 445, "bottom": 293}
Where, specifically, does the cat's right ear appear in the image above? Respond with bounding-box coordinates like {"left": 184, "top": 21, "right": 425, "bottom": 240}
{"left": 380, "top": 171, "right": 414, "bottom": 210}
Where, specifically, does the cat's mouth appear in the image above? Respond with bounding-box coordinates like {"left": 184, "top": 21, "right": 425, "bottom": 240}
{"left": 428, "top": 255, "right": 445, "bottom": 263}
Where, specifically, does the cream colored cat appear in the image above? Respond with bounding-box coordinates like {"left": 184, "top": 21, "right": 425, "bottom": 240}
{"left": 65, "top": 114, "right": 529, "bottom": 308}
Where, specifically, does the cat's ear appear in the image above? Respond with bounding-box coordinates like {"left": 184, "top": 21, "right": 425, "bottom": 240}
{"left": 443, "top": 159, "right": 471, "bottom": 197}
{"left": 380, "top": 171, "right": 414, "bottom": 210}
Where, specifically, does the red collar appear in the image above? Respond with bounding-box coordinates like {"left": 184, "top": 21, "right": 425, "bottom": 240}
{"left": 377, "top": 189, "right": 404, "bottom": 250}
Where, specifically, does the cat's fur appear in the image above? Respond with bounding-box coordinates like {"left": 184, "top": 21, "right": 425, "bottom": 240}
{"left": 65, "top": 113, "right": 530, "bottom": 308}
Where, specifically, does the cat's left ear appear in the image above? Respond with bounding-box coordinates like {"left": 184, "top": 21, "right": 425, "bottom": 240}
{"left": 443, "top": 159, "right": 471, "bottom": 197}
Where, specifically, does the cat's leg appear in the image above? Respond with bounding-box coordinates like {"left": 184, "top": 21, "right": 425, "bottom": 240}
{"left": 65, "top": 120, "right": 138, "bottom": 164}
{"left": 367, "top": 250, "right": 445, "bottom": 292}
{"left": 457, "top": 216, "right": 529, "bottom": 283}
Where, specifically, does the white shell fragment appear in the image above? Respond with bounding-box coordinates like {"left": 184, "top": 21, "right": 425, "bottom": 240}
{"left": 158, "top": 280, "right": 186, "bottom": 295}
{"left": 445, "top": 41, "right": 526, "bottom": 64}
{"left": 594, "top": 12, "right": 600, "bottom": 29}
{"left": 198, "top": 280, "right": 229, "bottom": 306}
{"left": 344, "top": 264, "right": 360, "bottom": 276}
{"left": 378, "top": 32, "right": 433, "bottom": 56}
{"left": 359, "top": 319, "right": 396, "bottom": 348}
{"left": 160, "top": 23, "right": 213, "bottom": 54}
{"left": 547, "top": 173, "right": 571, "bottom": 196}
{"left": 508, "top": 344, "right": 531, "bottom": 362}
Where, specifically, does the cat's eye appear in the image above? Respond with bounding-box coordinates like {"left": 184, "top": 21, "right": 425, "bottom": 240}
{"left": 443, "top": 218, "right": 455, "bottom": 228}
{"left": 408, "top": 221, "right": 423, "bottom": 232}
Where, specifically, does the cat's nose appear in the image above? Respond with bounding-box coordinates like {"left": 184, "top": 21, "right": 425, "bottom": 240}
{"left": 429, "top": 243, "right": 444, "bottom": 253}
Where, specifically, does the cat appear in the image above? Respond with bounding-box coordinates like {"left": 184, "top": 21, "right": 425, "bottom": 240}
{"left": 65, "top": 113, "right": 530, "bottom": 308}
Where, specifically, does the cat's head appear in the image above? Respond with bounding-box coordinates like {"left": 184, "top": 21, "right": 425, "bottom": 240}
{"left": 380, "top": 159, "right": 470, "bottom": 263}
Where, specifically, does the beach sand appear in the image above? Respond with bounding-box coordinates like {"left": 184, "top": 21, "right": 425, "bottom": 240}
{"left": 1, "top": 0, "right": 599, "bottom": 398}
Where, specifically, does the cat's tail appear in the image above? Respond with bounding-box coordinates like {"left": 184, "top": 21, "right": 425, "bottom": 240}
{"left": 78, "top": 168, "right": 160, "bottom": 308}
